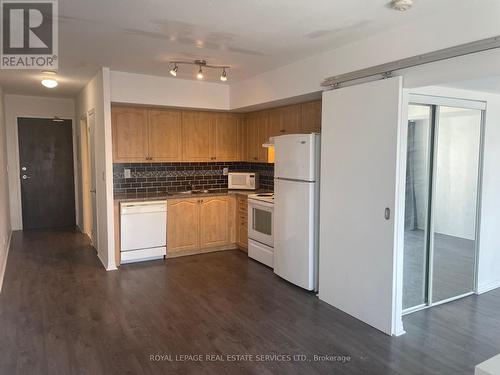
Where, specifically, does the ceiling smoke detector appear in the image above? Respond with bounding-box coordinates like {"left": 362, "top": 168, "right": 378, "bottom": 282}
{"left": 390, "top": 0, "right": 413, "bottom": 11}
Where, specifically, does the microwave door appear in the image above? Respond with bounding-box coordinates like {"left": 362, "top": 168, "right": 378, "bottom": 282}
{"left": 231, "top": 174, "right": 247, "bottom": 187}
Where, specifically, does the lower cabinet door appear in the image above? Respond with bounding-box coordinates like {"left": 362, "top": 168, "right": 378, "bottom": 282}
{"left": 167, "top": 198, "right": 200, "bottom": 253}
{"left": 199, "top": 197, "right": 231, "bottom": 249}
{"left": 237, "top": 214, "right": 248, "bottom": 250}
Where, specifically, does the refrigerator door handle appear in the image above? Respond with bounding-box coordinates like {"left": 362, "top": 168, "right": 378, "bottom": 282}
{"left": 275, "top": 177, "right": 315, "bottom": 183}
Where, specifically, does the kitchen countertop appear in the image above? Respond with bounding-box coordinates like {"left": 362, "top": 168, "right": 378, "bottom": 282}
{"left": 114, "top": 189, "right": 272, "bottom": 203}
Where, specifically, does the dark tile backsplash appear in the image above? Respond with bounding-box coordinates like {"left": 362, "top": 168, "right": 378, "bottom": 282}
{"left": 113, "top": 162, "right": 274, "bottom": 194}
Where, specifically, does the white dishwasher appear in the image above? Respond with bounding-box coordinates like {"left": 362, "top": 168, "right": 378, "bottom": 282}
{"left": 120, "top": 201, "right": 167, "bottom": 264}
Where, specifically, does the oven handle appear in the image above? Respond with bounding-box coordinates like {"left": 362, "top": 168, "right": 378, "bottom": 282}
{"left": 248, "top": 200, "right": 274, "bottom": 209}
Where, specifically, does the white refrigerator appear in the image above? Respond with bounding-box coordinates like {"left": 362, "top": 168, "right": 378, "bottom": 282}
{"left": 273, "top": 133, "right": 320, "bottom": 291}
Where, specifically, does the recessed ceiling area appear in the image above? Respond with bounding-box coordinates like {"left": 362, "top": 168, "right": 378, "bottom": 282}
{"left": 0, "top": 0, "right": 461, "bottom": 97}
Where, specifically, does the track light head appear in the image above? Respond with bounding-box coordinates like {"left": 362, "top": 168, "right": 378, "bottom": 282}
{"left": 197, "top": 66, "right": 204, "bottom": 80}
{"left": 170, "top": 64, "right": 178, "bottom": 76}
{"left": 220, "top": 68, "right": 227, "bottom": 82}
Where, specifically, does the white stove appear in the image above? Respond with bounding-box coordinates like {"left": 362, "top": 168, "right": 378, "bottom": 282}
{"left": 248, "top": 192, "right": 274, "bottom": 204}
{"left": 247, "top": 192, "right": 274, "bottom": 268}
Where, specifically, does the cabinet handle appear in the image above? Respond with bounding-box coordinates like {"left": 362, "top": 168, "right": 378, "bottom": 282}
{"left": 254, "top": 157, "right": 258, "bottom": 160}
{"left": 280, "top": 129, "right": 286, "bottom": 133}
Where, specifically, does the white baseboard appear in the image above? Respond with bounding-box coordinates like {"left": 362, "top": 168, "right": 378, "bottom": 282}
{"left": 0, "top": 231, "right": 12, "bottom": 293}
{"left": 96, "top": 250, "right": 117, "bottom": 271}
{"left": 392, "top": 328, "right": 406, "bottom": 337}
{"left": 477, "top": 280, "right": 500, "bottom": 295}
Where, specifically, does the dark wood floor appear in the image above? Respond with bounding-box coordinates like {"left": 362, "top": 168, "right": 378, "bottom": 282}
{"left": 1, "top": 229, "right": 499, "bottom": 374}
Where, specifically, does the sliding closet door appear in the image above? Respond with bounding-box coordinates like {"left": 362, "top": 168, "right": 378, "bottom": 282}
{"left": 319, "top": 77, "right": 403, "bottom": 335}
{"left": 403, "top": 105, "right": 433, "bottom": 310}
{"left": 431, "top": 106, "right": 482, "bottom": 303}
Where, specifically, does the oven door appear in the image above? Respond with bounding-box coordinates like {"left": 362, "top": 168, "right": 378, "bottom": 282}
{"left": 248, "top": 199, "right": 274, "bottom": 247}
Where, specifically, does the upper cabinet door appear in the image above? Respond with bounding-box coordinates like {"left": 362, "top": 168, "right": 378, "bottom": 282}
{"left": 281, "top": 105, "right": 301, "bottom": 135}
{"left": 182, "top": 111, "right": 213, "bottom": 162}
{"left": 268, "top": 108, "right": 282, "bottom": 138}
{"left": 300, "top": 100, "right": 322, "bottom": 134}
{"left": 112, "top": 107, "right": 149, "bottom": 162}
{"left": 237, "top": 116, "right": 247, "bottom": 162}
{"left": 214, "top": 113, "right": 239, "bottom": 161}
{"left": 148, "top": 109, "right": 182, "bottom": 162}
{"left": 245, "top": 114, "right": 259, "bottom": 162}
{"left": 268, "top": 105, "right": 301, "bottom": 137}
{"left": 256, "top": 114, "right": 269, "bottom": 162}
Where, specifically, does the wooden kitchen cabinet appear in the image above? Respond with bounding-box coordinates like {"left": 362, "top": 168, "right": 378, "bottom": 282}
{"left": 199, "top": 197, "right": 234, "bottom": 249}
{"left": 214, "top": 113, "right": 240, "bottom": 161}
{"left": 148, "top": 109, "right": 182, "bottom": 162}
{"left": 268, "top": 105, "right": 301, "bottom": 137}
{"left": 112, "top": 107, "right": 149, "bottom": 162}
{"left": 281, "top": 105, "right": 301, "bottom": 135}
{"left": 245, "top": 112, "right": 269, "bottom": 163}
{"left": 166, "top": 195, "right": 236, "bottom": 257}
{"left": 167, "top": 198, "right": 200, "bottom": 253}
{"left": 238, "top": 117, "right": 247, "bottom": 162}
{"left": 245, "top": 115, "right": 259, "bottom": 162}
{"left": 181, "top": 111, "right": 214, "bottom": 161}
{"left": 300, "top": 100, "right": 322, "bottom": 133}
{"left": 257, "top": 114, "right": 270, "bottom": 162}
{"left": 236, "top": 196, "right": 248, "bottom": 250}
{"left": 111, "top": 101, "right": 321, "bottom": 164}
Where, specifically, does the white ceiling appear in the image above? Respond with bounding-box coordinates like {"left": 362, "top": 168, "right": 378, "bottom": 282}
{"left": 443, "top": 76, "right": 500, "bottom": 95}
{"left": 0, "top": 0, "right": 460, "bottom": 97}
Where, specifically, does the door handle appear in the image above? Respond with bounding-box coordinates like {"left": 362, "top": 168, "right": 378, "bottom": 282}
{"left": 384, "top": 207, "right": 391, "bottom": 220}
{"left": 90, "top": 189, "right": 96, "bottom": 193}
{"left": 21, "top": 175, "right": 31, "bottom": 180}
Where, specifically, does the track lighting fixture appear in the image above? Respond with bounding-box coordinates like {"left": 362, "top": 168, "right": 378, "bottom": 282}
{"left": 169, "top": 60, "right": 230, "bottom": 82}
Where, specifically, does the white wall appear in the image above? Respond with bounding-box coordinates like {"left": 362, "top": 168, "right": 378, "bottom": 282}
{"left": 0, "top": 85, "right": 11, "bottom": 292}
{"left": 110, "top": 71, "right": 230, "bottom": 110}
{"left": 75, "top": 68, "right": 115, "bottom": 271}
{"left": 4, "top": 95, "right": 76, "bottom": 231}
{"left": 230, "top": 0, "right": 500, "bottom": 109}
{"left": 408, "top": 85, "right": 500, "bottom": 295}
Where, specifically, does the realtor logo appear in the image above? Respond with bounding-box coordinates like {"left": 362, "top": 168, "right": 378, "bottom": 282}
{"left": 1, "top": 0, "right": 58, "bottom": 69}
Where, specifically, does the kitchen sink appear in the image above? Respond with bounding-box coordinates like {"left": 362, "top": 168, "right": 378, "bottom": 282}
{"left": 177, "top": 189, "right": 210, "bottom": 195}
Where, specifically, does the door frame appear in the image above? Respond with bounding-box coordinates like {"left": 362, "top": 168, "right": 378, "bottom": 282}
{"left": 79, "top": 114, "right": 96, "bottom": 245}
{"left": 12, "top": 115, "right": 78, "bottom": 230}
{"left": 400, "top": 94, "right": 486, "bottom": 315}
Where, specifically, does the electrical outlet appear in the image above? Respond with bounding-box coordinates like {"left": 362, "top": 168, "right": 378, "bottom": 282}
{"left": 124, "top": 169, "right": 131, "bottom": 178}
{"left": 222, "top": 167, "right": 229, "bottom": 176}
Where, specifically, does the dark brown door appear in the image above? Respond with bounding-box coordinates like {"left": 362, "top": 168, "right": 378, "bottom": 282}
{"left": 18, "top": 118, "right": 76, "bottom": 229}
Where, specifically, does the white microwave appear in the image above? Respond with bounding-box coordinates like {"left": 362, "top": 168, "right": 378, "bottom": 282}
{"left": 228, "top": 172, "right": 259, "bottom": 190}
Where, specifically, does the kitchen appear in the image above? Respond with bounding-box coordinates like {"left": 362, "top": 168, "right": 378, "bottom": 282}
{"left": 111, "top": 101, "right": 322, "bottom": 291}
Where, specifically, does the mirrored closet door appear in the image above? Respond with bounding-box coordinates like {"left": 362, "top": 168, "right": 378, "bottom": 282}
{"left": 403, "top": 98, "right": 484, "bottom": 313}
